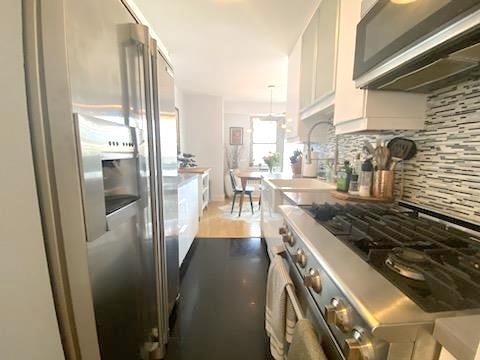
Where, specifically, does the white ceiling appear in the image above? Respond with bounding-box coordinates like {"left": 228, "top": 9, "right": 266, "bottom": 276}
{"left": 133, "top": 0, "right": 320, "bottom": 102}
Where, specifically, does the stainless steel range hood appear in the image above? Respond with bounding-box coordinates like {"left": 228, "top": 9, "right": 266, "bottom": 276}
{"left": 377, "top": 43, "right": 480, "bottom": 92}
{"left": 355, "top": 5, "right": 480, "bottom": 93}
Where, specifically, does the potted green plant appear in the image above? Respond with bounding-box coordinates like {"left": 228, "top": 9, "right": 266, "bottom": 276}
{"left": 289, "top": 150, "right": 302, "bottom": 176}
{"left": 263, "top": 152, "right": 280, "bottom": 173}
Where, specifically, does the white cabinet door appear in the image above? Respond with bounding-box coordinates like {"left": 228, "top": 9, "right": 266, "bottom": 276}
{"left": 334, "top": 0, "right": 365, "bottom": 126}
{"left": 300, "top": 13, "right": 318, "bottom": 110}
{"left": 178, "top": 178, "right": 199, "bottom": 266}
{"left": 286, "top": 38, "right": 302, "bottom": 140}
{"left": 314, "top": 0, "right": 339, "bottom": 101}
{"left": 298, "top": 0, "right": 340, "bottom": 121}
{"left": 333, "top": 0, "right": 426, "bottom": 134}
{"left": 260, "top": 180, "right": 285, "bottom": 259}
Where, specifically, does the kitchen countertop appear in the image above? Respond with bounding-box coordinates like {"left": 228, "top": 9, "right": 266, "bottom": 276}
{"left": 178, "top": 167, "right": 211, "bottom": 174}
{"left": 176, "top": 173, "right": 199, "bottom": 186}
{"left": 282, "top": 190, "right": 346, "bottom": 206}
{"left": 263, "top": 176, "right": 335, "bottom": 192}
{"left": 164, "top": 173, "right": 199, "bottom": 188}
{"left": 434, "top": 315, "right": 480, "bottom": 360}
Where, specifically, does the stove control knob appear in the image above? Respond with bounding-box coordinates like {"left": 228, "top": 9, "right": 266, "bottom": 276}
{"left": 345, "top": 328, "right": 375, "bottom": 360}
{"left": 325, "top": 298, "right": 352, "bottom": 332}
{"left": 303, "top": 268, "right": 322, "bottom": 293}
{"left": 294, "top": 249, "right": 307, "bottom": 268}
{"left": 278, "top": 227, "right": 287, "bottom": 235}
{"left": 282, "top": 233, "right": 295, "bottom": 247}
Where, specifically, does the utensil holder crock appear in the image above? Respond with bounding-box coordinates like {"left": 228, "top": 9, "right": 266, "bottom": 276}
{"left": 373, "top": 170, "right": 394, "bottom": 199}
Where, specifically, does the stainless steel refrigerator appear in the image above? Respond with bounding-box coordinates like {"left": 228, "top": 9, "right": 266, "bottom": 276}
{"left": 23, "top": 0, "right": 178, "bottom": 358}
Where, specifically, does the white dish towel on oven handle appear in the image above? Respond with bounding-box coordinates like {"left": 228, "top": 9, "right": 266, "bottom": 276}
{"left": 265, "top": 254, "right": 298, "bottom": 360}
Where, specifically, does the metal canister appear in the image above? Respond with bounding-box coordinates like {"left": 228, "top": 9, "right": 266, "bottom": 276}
{"left": 372, "top": 170, "right": 394, "bottom": 199}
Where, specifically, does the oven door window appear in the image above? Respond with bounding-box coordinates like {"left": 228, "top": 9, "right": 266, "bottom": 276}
{"left": 102, "top": 158, "right": 139, "bottom": 215}
{"left": 354, "top": 0, "right": 480, "bottom": 78}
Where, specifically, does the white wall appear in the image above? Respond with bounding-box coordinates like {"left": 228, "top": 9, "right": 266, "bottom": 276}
{"left": 176, "top": 89, "right": 225, "bottom": 201}
{"left": 224, "top": 113, "right": 251, "bottom": 170}
{"left": 0, "top": 2, "right": 65, "bottom": 359}
{"left": 224, "top": 100, "right": 286, "bottom": 170}
{"left": 224, "top": 100, "right": 285, "bottom": 116}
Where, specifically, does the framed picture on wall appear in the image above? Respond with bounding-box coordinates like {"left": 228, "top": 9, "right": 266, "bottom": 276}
{"left": 230, "top": 127, "right": 243, "bottom": 145}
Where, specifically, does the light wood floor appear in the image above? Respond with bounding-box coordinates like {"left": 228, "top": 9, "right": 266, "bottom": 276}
{"left": 196, "top": 199, "right": 262, "bottom": 238}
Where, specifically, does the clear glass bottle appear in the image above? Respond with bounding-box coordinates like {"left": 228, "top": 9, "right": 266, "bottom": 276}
{"left": 349, "top": 173, "right": 359, "bottom": 194}
{"left": 348, "top": 154, "right": 361, "bottom": 194}
{"left": 359, "top": 159, "right": 373, "bottom": 197}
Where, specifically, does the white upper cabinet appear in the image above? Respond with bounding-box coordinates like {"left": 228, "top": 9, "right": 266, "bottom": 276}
{"left": 299, "top": 13, "right": 317, "bottom": 110}
{"left": 299, "top": 0, "right": 339, "bottom": 120}
{"left": 333, "top": 0, "right": 426, "bottom": 135}
{"left": 314, "top": 0, "right": 338, "bottom": 101}
{"left": 286, "top": 37, "right": 301, "bottom": 140}
{"left": 287, "top": 0, "right": 426, "bottom": 137}
{"left": 286, "top": 36, "right": 333, "bottom": 143}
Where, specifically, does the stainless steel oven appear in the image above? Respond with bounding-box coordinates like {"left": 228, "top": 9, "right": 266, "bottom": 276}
{"left": 354, "top": 0, "right": 480, "bottom": 92}
{"left": 283, "top": 249, "right": 346, "bottom": 360}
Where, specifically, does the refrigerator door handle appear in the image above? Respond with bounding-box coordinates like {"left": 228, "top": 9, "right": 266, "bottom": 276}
{"left": 150, "top": 38, "right": 170, "bottom": 347}
{"left": 129, "top": 24, "right": 159, "bottom": 245}
{"left": 130, "top": 23, "right": 169, "bottom": 351}
{"left": 129, "top": 23, "right": 168, "bottom": 355}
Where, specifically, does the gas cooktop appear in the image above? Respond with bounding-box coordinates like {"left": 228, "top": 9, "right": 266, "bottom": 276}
{"left": 302, "top": 202, "right": 480, "bottom": 313}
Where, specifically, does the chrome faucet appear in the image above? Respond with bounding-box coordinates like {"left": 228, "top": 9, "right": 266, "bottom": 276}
{"left": 305, "top": 121, "right": 328, "bottom": 164}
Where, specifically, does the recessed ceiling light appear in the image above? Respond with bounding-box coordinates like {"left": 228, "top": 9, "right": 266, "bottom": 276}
{"left": 391, "top": 0, "right": 416, "bottom": 4}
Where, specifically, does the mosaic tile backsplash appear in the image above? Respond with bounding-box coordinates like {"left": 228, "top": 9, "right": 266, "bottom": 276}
{"left": 328, "top": 76, "right": 480, "bottom": 224}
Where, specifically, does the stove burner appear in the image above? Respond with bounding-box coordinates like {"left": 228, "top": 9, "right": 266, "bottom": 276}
{"left": 385, "top": 248, "right": 428, "bottom": 281}
{"left": 393, "top": 247, "right": 429, "bottom": 264}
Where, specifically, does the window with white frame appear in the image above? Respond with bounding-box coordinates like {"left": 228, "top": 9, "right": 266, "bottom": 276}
{"left": 250, "top": 116, "right": 285, "bottom": 168}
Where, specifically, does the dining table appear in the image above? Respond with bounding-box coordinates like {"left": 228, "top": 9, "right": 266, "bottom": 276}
{"left": 235, "top": 171, "right": 264, "bottom": 217}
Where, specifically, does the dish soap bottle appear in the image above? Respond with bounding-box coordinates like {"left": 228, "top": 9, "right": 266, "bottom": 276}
{"left": 336, "top": 161, "right": 352, "bottom": 193}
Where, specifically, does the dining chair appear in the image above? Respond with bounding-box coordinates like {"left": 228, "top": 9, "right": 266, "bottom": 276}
{"left": 229, "top": 170, "right": 254, "bottom": 215}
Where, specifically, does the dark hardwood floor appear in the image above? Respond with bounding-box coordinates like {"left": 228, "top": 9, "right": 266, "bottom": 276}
{"left": 165, "top": 238, "right": 272, "bottom": 360}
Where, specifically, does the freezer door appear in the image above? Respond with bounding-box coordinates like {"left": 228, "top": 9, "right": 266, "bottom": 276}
{"left": 64, "top": 0, "right": 162, "bottom": 358}
{"left": 155, "top": 54, "right": 179, "bottom": 315}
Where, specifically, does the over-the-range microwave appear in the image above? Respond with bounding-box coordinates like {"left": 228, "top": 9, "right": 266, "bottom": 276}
{"left": 354, "top": 0, "right": 480, "bottom": 92}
